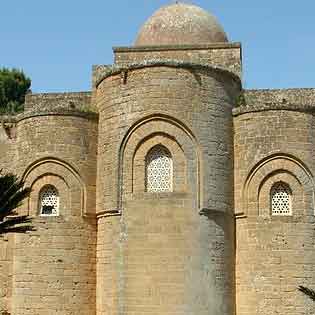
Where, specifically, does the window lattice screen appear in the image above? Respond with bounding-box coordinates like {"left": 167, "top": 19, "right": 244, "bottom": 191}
{"left": 146, "top": 145, "right": 173, "bottom": 192}
{"left": 271, "top": 182, "right": 292, "bottom": 215}
{"left": 40, "top": 186, "right": 59, "bottom": 216}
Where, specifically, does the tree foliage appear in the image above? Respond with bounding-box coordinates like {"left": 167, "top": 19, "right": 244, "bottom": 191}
{"left": 0, "top": 68, "right": 31, "bottom": 113}
{"left": 0, "top": 170, "right": 32, "bottom": 234}
{"left": 298, "top": 286, "right": 315, "bottom": 302}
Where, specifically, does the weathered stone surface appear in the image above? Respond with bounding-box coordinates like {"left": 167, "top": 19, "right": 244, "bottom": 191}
{"left": 135, "top": 3, "right": 228, "bottom": 46}
{"left": 93, "top": 32, "right": 241, "bottom": 313}
{"left": 0, "top": 3, "right": 314, "bottom": 315}
{"left": 234, "top": 107, "right": 315, "bottom": 315}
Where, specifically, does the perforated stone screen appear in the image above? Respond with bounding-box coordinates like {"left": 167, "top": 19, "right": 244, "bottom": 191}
{"left": 271, "top": 182, "right": 292, "bottom": 215}
{"left": 146, "top": 145, "right": 173, "bottom": 192}
{"left": 40, "top": 185, "right": 59, "bottom": 216}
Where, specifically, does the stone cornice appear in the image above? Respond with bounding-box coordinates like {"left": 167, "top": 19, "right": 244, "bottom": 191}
{"left": 233, "top": 102, "right": 315, "bottom": 116}
{"left": 94, "top": 59, "right": 241, "bottom": 88}
{"left": 15, "top": 110, "right": 99, "bottom": 123}
{"left": 113, "top": 42, "right": 241, "bottom": 52}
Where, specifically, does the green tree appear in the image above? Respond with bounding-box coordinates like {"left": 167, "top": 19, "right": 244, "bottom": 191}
{"left": 0, "top": 68, "right": 31, "bottom": 113}
{"left": 0, "top": 170, "right": 32, "bottom": 234}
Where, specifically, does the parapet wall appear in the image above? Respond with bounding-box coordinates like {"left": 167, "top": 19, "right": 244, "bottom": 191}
{"left": 233, "top": 88, "right": 315, "bottom": 315}
{"left": 244, "top": 88, "right": 315, "bottom": 105}
{"left": 233, "top": 88, "right": 315, "bottom": 115}
{"left": 105, "top": 43, "right": 241, "bottom": 77}
{"left": 24, "top": 91, "right": 95, "bottom": 113}
{"left": 0, "top": 91, "right": 99, "bottom": 314}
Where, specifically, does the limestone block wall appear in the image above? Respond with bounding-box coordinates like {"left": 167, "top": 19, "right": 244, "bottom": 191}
{"left": 113, "top": 43, "right": 242, "bottom": 78}
{"left": 0, "top": 234, "right": 14, "bottom": 313}
{"left": 96, "top": 62, "right": 240, "bottom": 212}
{"left": 16, "top": 112, "right": 98, "bottom": 215}
{"left": 24, "top": 92, "right": 94, "bottom": 113}
{"left": 7, "top": 112, "right": 98, "bottom": 315}
{"left": 96, "top": 215, "right": 121, "bottom": 315}
{"left": 12, "top": 217, "right": 96, "bottom": 315}
{"left": 0, "top": 117, "right": 20, "bottom": 314}
{"left": 0, "top": 116, "right": 17, "bottom": 173}
{"left": 96, "top": 54, "right": 240, "bottom": 315}
{"left": 244, "top": 88, "right": 315, "bottom": 106}
{"left": 233, "top": 104, "right": 315, "bottom": 315}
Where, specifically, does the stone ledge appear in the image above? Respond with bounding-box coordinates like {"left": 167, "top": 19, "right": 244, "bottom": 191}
{"left": 16, "top": 109, "right": 99, "bottom": 123}
{"left": 233, "top": 102, "right": 315, "bottom": 116}
{"left": 24, "top": 91, "right": 94, "bottom": 112}
{"left": 113, "top": 42, "right": 241, "bottom": 52}
{"left": 94, "top": 59, "right": 241, "bottom": 88}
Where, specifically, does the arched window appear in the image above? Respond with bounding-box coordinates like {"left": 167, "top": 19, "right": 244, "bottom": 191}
{"left": 270, "top": 182, "right": 292, "bottom": 215}
{"left": 39, "top": 185, "right": 59, "bottom": 216}
{"left": 146, "top": 145, "right": 173, "bottom": 192}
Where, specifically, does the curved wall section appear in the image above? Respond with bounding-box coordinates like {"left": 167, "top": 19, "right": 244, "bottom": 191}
{"left": 234, "top": 109, "right": 315, "bottom": 315}
{"left": 22, "top": 158, "right": 86, "bottom": 217}
{"left": 96, "top": 65, "right": 240, "bottom": 213}
{"left": 11, "top": 114, "right": 98, "bottom": 315}
{"left": 16, "top": 114, "right": 97, "bottom": 215}
{"left": 96, "top": 65, "right": 240, "bottom": 315}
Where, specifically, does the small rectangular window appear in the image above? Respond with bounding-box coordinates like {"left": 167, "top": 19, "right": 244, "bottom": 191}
{"left": 271, "top": 182, "right": 292, "bottom": 215}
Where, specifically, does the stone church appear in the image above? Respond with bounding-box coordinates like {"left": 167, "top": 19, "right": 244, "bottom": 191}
{"left": 1, "top": 3, "right": 315, "bottom": 315}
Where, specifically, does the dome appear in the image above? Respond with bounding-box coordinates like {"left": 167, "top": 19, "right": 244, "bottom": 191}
{"left": 135, "top": 3, "right": 228, "bottom": 46}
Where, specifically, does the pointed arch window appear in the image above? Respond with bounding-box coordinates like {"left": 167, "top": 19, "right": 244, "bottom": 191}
{"left": 39, "top": 185, "right": 59, "bottom": 216}
{"left": 146, "top": 145, "right": 173, "bottom": 192}
{"left": 270, "top": 182, "right": 292, "bottom": 215}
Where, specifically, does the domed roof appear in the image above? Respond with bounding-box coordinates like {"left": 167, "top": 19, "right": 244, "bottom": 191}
{"left": 135, "top": 3, "right": 228, "bottom": 46}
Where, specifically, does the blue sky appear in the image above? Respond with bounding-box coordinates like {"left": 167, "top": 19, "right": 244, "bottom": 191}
{"left": 1, "top": 0, "right": 314, "bottom": 92}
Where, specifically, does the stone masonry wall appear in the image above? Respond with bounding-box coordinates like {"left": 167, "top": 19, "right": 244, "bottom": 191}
{"left": 25, "top": 92, "right": 94, "bottom": 113}
{"left": 113, "top": 44, "right": 242, "bottom": 78}
{"left": 0, "top": 116, "right": 18, "bottom": 314}
{"left": 244, "top": 88, "right": 315, "bottom": 106}
{"left": 12, "top": 216, "right": 96, "bottom": 315}
{"left": 7, "top": 113, "right": 98, "bottom": 315}
{"left": 96, "top": 53, "right": 240, "bottom": 314}
{"left": 96, "top": 61, "right": 240, "bottom": 212}
{"left": 0, "top": 234, "right": 14, "bottom": 314}
{"left": 234, "top": 107, "right": 315, "bottom": 315}
{"left": 0, "top": 115, "right": 17, "bottom": 173}
{"left": 96, "top": 215, "right": 121, "bottom": 315}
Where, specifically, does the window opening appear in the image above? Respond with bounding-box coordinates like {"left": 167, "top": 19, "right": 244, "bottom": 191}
{"left": 146, "top": 145, "right": 173, "bottom": 192}
{"left": 39, "top": 185, "right": 59, "bottom": 216}
{"left": 270, "top": 182, "right": 292, "bottom": 215}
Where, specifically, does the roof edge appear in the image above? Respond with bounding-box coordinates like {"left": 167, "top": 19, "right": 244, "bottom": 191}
{"left": 94, "top": 59, "right": 241, "bottom": 88}
{"left": 113, "top": 42, "right": 241, "bottom": 53}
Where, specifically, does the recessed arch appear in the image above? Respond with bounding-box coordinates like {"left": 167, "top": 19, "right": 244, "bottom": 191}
{"left": 130, "top": 133, "right": 186, "bottom": 195}
{"left": 22, "top": 157, "right": 84, "bottom": 185}
{"left": 22, "top": 157, "right": 86, "bottom": 216}
{"left": 257, "top": 170, "right": 302, "bottom": 217}
{"left": 117, "top": 113, "right": 202, "bottom": 211}
{"left": 242, "top": 154, "right": 315, "bottom": 216}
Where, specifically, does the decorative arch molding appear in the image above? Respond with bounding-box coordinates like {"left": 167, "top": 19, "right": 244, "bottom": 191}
{"left": 258, "top": 171, "right": 301, "bottom": 216}
{"left": 22, "top": 157, "right": 87, "bottom": 216}
{"left": 127, "top": 132, "right": 186, "bottom": 195}
{"left": 116, "top": 113, "right": 202, "bottom": 211}
{"left": 242, "top": 154, "right": 315, "bottom": 216}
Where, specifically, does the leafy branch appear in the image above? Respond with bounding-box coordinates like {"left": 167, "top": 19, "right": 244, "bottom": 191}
{"left": 298, "top": 286, "right": 315, "bottom": 302}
